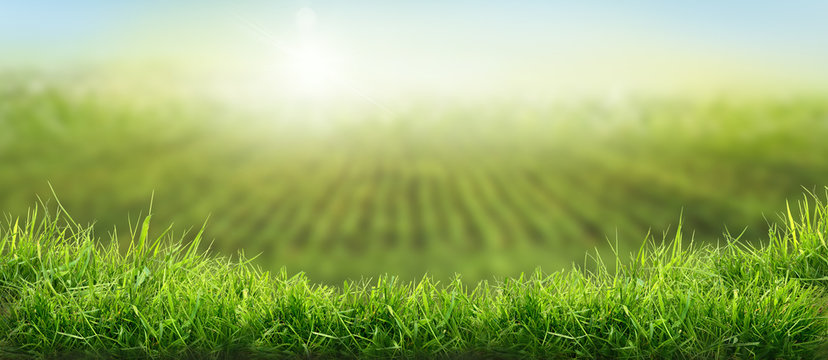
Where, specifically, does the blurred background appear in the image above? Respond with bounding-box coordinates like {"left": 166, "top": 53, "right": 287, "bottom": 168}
{"left": 2, "top": 1, "right": 828, "bottom": 284}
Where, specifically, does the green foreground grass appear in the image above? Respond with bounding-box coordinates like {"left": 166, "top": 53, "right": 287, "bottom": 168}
{"left": 1, "top": 193, "right": 827, "bottom": 359}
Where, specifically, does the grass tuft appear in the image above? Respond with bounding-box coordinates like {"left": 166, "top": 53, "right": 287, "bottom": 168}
{"left": 0, "top": 192, "right": 827, "bottom": 359}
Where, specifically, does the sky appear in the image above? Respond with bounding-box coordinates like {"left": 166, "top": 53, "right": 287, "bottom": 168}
{"left": 2, "top": 1, "right": 828, "bottom": 96}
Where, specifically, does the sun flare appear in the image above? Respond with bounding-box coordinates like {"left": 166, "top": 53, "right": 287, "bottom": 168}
{"left": 295, "top": 7, "right": 318, "bottom": 33}
{"left": 284, "top": 7, "right": 342, "bottom": 96}
{"left": 286, "top": 43, "right": 340, "bottom": 95}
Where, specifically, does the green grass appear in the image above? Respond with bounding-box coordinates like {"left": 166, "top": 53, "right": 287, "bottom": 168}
{"left": 4, "top": 70, "right": 828, "bottom": 283}
{"left": 0, "top": 193, "right": 826, "bottom": 359}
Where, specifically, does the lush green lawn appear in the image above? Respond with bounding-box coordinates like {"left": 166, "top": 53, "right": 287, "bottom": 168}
{"left": 3, "top": 71, "right": 828, "bottom": 283}
{"left": 0, "top": 194, "right": 826, "bottom": 358}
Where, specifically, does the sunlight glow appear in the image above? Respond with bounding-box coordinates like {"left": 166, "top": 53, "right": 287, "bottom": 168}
{"left": 295, "top": 7, "right": 318, "bottom": 33}
{"left": 284, "top": 7, "right": 341, "bottom": 96}
{"left": 286, "top": 42, "right": 340, "bottom": 96}
{"left": 237, "top": 9, "right": 393, "bottom": 111}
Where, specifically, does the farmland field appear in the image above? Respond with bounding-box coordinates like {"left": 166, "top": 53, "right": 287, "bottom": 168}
{"left": 2, "top": 70, "right": 828, "bottom": 283}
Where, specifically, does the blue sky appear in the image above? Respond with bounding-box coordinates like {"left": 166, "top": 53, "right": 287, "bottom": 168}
{"left": 2, "top": 1, "right": 827, "bottom": 93}
{"left": 4, "top": 1, "right": 826, "bottom": 53}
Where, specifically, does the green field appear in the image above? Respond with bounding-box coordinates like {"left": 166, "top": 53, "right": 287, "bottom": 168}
{"left": 2, "top": 70, "right": 828, "bottom": 284}
{"left": 7, "top": 1, "right": 828, "bottom": 357}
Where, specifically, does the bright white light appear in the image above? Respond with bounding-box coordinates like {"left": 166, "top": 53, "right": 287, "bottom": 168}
{"left": 283, "top": 7, "right": 341, "bottom": 96}
{"left": 295, "top": 7, "right": 317, "bottom": 33}
{"left": 286, "top": 43, "right": 340, "bottom": 96}
{"left": 239, "top": 9, "right": 389, "bottom": 106}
